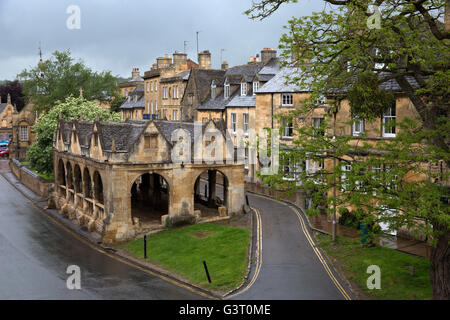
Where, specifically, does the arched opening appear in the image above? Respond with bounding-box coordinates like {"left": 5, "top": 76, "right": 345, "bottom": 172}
{"left": 193, "top": 170, "right": 229, "bottom": 218}
{"left": 93, "top": 171, "right": 104, "bottom": 204}
{"left": 74, "top": 165, "right": 82, "bottom": 194}
{"left": 83, "top": 168, "right": 92, "bottom": 199}
{"left": 131, "top": 173, "right": 169, "bottom": 228}
{"left": 58, "top": 160, "right": 66, "bottom": 196}
{"left": 66, "top": 162, "right": 73, "bottom": 190}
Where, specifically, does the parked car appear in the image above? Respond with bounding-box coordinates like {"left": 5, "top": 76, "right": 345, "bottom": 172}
{"left": 0, "top": 148, "right": 9, "bottom": 158}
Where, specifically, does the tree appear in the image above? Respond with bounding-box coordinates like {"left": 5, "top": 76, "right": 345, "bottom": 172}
{"left": 0, "top": 80, "right": 25, "bottom": 111}
{"left": 109, "top": 95, "right": 127, "bottom": 113}
{"left": 18, "top": 50, "right": 121, "bottom": 113}
{"left": 247, "top": 0, "right": 449, "bottom": 299}
{"left": 28, "top": 96, "right": 121, "bottom": 174}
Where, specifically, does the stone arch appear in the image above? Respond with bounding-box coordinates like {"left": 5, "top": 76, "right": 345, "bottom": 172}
{"left": 193, "top": 168, "right": 229, "bottom": 218}
{"left": 57, "top": 159, "right": 66, "bottom": 186}
{"left": 93, "top": 171, "right": 104, "bottom": 204}
{"left": 66, "top": 162, "right": 74, "bottom": 190}
{"left": 74, "top": 164, "right": 82, "bottom": 194}
{"left": 130, "top": 172, "right": 170, "bottom": 227}
{"left": 83, "top": 167, "right": 93, "bottom": 199}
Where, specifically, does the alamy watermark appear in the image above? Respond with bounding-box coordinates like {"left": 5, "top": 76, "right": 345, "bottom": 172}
{"left": 66, "top": 5, "right": 81, "bottom": 30}
{"left": 367, "top": 5, "right": 381, "bottom": 30}
{"left": 66, "top": 265, "right": 81, "bottom": 290}
{"left": 366, "top": 265, "right": 381, "bottom": 290}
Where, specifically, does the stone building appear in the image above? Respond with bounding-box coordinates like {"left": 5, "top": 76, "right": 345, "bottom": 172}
{"left": 119, "top": 85, "right": 145, "bottom": 121}
{"left": 0, "top": 94, "right": 15, "bottom": 141}
{"left": 118, "top": 68, "right": 144, "bottom": 97}
{"left": 52, "top": 117, "right": 245, "bottom": 243}
{"left": 10, "top": 103, "right": 37, "bottom": 161}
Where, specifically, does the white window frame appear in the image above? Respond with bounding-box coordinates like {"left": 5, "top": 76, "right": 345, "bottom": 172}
{"left": 151, "top": 101, "right": 154, "bottom": 114}
{"left": 224, "top": 80, "right": 230, "bottom": 99}
{"left": 281, "top": 117, "right": 293, "bottom": 138}
{"left": 253, "top": 82, "right": 259, "bottom": 95}
{"left": 243, "top": 113, "right": 249, "bottom": 135}
{"left": 382, "top": 106, "right": 396, "bottom": 138}
{"left": 244, "top": 147, "right": 249, "bottom": 169}
{"left": 211, "top": 82, "right": 216, "bottom": 99}
{"left": 20, "top": 126, "right": 28, "bottom": 141}
{"left": 282, "top": 93, "right": 293, "bottom": 106}
{"left": 231, "top": 113, "right": 237, "bottom": 133}
{"left": 241, "top": 82, "right": 247, "bottom": 96}
{"left": 147, "top": 82, "right": 150, "bottom": 92}
{"left": 352, "top": 117, "right": 365, "bottom": 136}
{"left": 312, "top": 118, "right": 324, "bottom": 137}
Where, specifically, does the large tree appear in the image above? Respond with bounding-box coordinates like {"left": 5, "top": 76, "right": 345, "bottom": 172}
{"left": 0, "top": 80, "right": 25, "bottom": 111}
{"left": 18, "top": 50, "right": 120, "bottom": 113}
{"left": 247, "top": 0, "right": 449, "bottom": 299}
{"left": 27, "top": 96, "right": 121, "bottom": 175}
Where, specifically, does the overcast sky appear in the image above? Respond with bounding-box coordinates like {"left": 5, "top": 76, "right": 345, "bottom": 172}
{"left": 0, "top": 0, "right": 324, "bottom": 80}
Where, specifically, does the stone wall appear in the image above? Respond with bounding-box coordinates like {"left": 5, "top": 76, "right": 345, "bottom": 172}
{"left": 9, "top": 158, "right": 53, "bottom": 198}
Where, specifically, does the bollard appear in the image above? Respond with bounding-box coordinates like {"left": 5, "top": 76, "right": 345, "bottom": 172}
{"left": 144, "top": 235, "right": 147, "bottom": 259}
{"left": 203, "top": 260, "right": 212, "bottom": 283}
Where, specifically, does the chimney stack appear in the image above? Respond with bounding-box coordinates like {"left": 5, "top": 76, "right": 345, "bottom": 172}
{"left": 157, "top": 55, "right": 172, "bottom": 69}
{"left": 261, "top": 48, "right": 277, "bottom": 64}
{"left": 173, "top": 51, "right": 188, "bottom": 71}
{"left": 221, "top": 61, "right": 229, "bottom": 71}
{"left": 131, "top": 68, "right": 140, "bottom": 80}
{"left": 198, "top": 50, "right": 211, "bottom": 70}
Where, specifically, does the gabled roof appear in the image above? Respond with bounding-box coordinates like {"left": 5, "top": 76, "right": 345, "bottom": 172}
{"left": 257, "top": 67, "right": 309, "bottom": 93}
{"left": 226, "top": 95, "right": 256, "bottom": 108}
{"left": 197, "top": 90, "right": 238, "bottom": 111}
{"left": 187, "top": 68, "right": 226, "bottom": 103}
{"left": 0, "top": 103, "right": 7, "bottom": 114}
{"left": 225, "top": 62, "right": 264, "bottom": 83}
{"left": 120, "top": 86, "right": 145, "bottom": 110}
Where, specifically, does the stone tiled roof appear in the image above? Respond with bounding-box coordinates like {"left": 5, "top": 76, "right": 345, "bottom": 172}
{"left": 0, "top": 103, "right": 7, "bottom": 114}
{"left": 160, "top": 70, "right": 191, "bottom": 83}
{"left": 226, "top": 94, "right": 256, "bottom": 108}
{"left": 120, "top": 86, "right": 145, "bottom": 110}
{"left": 225, "top": 63, "right": 264, "bottom": 83}
{"left": 257, "top": 67, "right": 308, "bottom": 93}
{"left": 258, "top": 57, "right": 281, "bottom": 76}
{"left": 197, "top": 91, "right": 238, "bottom": 111}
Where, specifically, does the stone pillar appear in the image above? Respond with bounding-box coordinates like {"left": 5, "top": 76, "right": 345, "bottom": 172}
{"left": 208, "top": 170, "right": 216, "bottom": 207}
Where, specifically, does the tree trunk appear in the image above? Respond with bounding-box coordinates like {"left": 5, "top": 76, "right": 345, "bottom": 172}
{"left": 430, "top": 221, "right": 450, "bottom": 300}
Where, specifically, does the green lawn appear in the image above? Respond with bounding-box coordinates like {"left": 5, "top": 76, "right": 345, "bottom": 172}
{"left": 317, "top": 235, "right": 432, "bottom": 300}
{"left": 119, "top": 223, "right": 251, "bottom": 293}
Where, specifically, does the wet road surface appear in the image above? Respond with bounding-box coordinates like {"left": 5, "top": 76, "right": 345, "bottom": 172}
{"left": 0, "top": 163, "right": 202, "bottom": 300}
{"left": 232, "top": 194, "right": 352, "bottom": 300}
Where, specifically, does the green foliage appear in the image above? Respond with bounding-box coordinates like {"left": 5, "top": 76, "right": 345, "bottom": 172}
{"left": 109, "top": 95, "right": 127, "bottom": 113}
{"left": 27, "top": 96, "right": 121, "bottom": 174}
{"left": 18, "top": 50, "right": 121, "bottom": 113}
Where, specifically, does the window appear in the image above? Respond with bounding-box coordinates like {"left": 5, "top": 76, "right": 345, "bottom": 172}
{"left": 173, "top": 110, "right": 179, "bottom": 121}
{"left": 341, "top": 164, "right": 351, "bottom": 191}
{"left": 231, "top": 113, "right": 237, "bottom": 133}
{"left": 282, "top": 93, "right": 293, "bottom": 106}
{"left": 253, "top": 82, "right": 259, "bottom": 95}
{"left": 145, "top": 134, "right": 158, "bottom": 149}
{"left": 353, "top": 117, "right": 365, "bottom": 136}
{"left": 224, "top": 80, "right": 230, "bottom": 99}
{"left": 155, "top": 81, "right": 157, "bottom": 92}
{"left": 20, "top": 126, "right": 28, "bottom": 141}
{"left": 382, "top": 106, "right": 396, "bottom": 137}
{"left": 147, "top": 82, "right": 150, "bottom": 92}
{"left": 312, "top": 118, "right": 325, "bottom": 136}
{"left": 211, "top": 81, "right": 216, "bottom": 99}
{"left": 151, "top": 101, "right": 154, "bottom": 114}
{"left": 163, "top": 87, "right": 167, "bottom": 99}
{"left": 241, "top": 83, "right": 247, "bottom": 96}
{"left": 243, "top": 113, "right": 249, "bottom": 135}
{"left": 281, "top": 117, "right": 293, "bottom": 138}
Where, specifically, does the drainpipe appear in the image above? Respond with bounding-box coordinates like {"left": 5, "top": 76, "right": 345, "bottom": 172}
{"left": 271, "top": 93, "right": 274, "bottom": 129}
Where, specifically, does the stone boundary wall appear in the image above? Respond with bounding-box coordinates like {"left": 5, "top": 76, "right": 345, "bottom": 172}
{"left": 9, "top": 159, "right": 53, "bottom": 198}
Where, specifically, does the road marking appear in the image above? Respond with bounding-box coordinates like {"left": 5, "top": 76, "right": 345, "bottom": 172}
{"left": 249, "top": 193, "right": 352, "bottom": 300}
{"left": 226, "top": 206, "right": 263, "bottom": 299}
{"left": 0, "top": 174, "right": 216, "bottom": 300}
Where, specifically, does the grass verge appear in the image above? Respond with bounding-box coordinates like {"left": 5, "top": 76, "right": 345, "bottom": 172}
{"left": 317, "top": 234, "right": 432, "bottom": 300}
{"left": 118, "top": 223, "right": 251, "bottom": 294}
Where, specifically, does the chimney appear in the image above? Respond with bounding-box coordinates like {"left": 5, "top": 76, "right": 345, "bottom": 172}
{"left": 198, "top": 50, "right": 211, "bottom": 70}
{"left": 173, "top": 51, "right": 188, "bottom": 70}
{"left": 221, "top": 61, "right": 229, "bottom": 71}
{"left": 131, "top": 68, "right": 140, "bottom": 79}
{"left": 261, "top": 48, "right": 277, "bottom": 64}
{"left": 7, "top": 93, "right": 11, "bottom": 105}
{"left": 157, "top": 55, "right": 172, "bottom": 69}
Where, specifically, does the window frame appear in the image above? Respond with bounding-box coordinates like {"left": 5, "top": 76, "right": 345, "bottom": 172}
{"left": 352, "top": 117, "right": 365, "bottom": 136}
{"left": 241, "top": 82, "right": 247, "bottom": 97}
{"left": 281, "top": 93, "right": 293, "bottom": 107}
{"left": 231, "top": 113, "right": 237, "bottom": 133}
{"left": 382, "top": 106, "right": 396, "bottom": 138}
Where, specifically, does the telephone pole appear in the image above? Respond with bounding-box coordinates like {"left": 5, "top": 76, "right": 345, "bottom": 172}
{"left": 196, "top": 31, "right": 201, "bottom": 54}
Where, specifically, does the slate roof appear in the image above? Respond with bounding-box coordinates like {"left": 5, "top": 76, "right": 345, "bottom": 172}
{"left": 258, "top": 57, "right": 281, "bottom": 77}
{"left": 0, "top": 103, "right": 7, "bottom": 114}
{"left": 225, "top": 62, "right": 264, "bottom": 83}
{"left": 160, "top": 70, "right": 191, "bottom": 83}
{"left": 186, "top": 68, "right": 227, "bottom": 104}
{"left": 226, "top": 95, "right": 256, "bottom": 108}
{"left": 257, "top": 67, "right": 309, "bottom": 93}
{"left": 119, "top": 86, "right": 145, "bottom": 110}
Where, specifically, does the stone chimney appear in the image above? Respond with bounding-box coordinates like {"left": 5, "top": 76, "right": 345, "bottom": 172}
{"left": 198, "top": 50, "right": 211, "bottom": 70}
{"left": 131, "top": 68, "right": 141, "bottom": 80}
{"left": 173, "top": 51, "right": 188, "bottom": 70}
{"left": 221, "top": 61, "right": 229, "bottom": 71}
{"left": 157, "top": 55, "right": 172, "bottom": 69}
{"left": 261, "top": 48, "right": 277, "bottom": 64}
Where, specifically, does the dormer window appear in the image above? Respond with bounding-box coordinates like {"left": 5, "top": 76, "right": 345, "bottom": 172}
{"left": 211, "top": 81, "right": 216, "bottom": 99}
{"left": 224, "top": 80, "right": 230, "bottom": 99}
{"left": 253, "top": 82, "right": 259, "bottom": 95}
{"left": 241, "top": 82, "right": 247, "bottom": 96}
